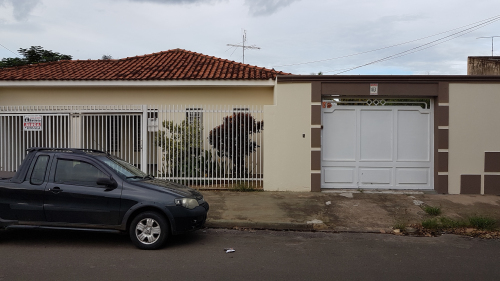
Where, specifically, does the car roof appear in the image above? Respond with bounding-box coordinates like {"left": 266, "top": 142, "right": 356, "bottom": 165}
{"left": 27, "top": 147, "right": 109, "bottom": 156}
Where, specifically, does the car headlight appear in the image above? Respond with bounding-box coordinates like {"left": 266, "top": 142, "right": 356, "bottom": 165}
{"left": 175, "top": 198, "right": 199, "bottom": 209}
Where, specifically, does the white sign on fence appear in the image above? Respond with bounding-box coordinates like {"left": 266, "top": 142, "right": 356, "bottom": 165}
{"left": 370, "top": 83, "right": 378, "bottom": 95}
{"left": 23, "top": 115, "right": 43, "bottom": 131}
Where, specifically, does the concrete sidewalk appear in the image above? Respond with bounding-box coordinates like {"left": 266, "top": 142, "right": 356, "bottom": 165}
{"left": 201, "top": 190, "right": 500, "bottom": 233}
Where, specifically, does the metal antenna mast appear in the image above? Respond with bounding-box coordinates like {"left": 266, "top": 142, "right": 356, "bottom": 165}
{"left": 477, "top": 36, "right": 500, "bottom": 56}
{"left": 227, "top": 30, "right": 260, "bottom": 64}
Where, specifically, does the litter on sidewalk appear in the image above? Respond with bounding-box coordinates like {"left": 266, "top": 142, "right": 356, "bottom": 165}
{"left": 224, "top": 248, "right": 235, "bottom": 253}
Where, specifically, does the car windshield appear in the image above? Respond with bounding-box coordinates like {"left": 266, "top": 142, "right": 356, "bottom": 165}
{"left": 97, "top": 156, "right": 148, "bottom": 179}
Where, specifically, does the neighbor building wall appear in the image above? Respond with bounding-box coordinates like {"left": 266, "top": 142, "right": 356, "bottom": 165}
{"left": 449, "top": 83, "right": 500, "bottom": 195}
{"left": 0, "top": 86, "right": 274, "bottom": 106}
{"left": 263, "top": 83, "right": 312, "bottom": 191}
{"left": 467, "top": 57, "right": 500, "bottom": 75}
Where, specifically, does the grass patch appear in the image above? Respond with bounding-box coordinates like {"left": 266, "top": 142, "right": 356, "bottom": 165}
{"left": 421, "top": 218, "right": 440, "bottom": 229}
{"left": 393, "top": 222, "right": 406, "bottom": 230}
{"left": 420, "top": 215, "right": 498, "bottom": 231}
{"left": 468, "top": 216, "right": 497, "bottom": 230}
{"left": 230, "top": 183, "right": 262, "bottom": 192}
{"left": 438, "top": 217, "right": 467, "bottom": 229}
{"left": 423, "top": 206, "right": 441, "bottom": 216}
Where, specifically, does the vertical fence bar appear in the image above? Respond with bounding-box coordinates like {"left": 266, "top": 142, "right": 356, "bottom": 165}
{"left": 13, "top": 116, "right": 17, "bottom": 170}
{"left": 123, "top": 115, "right": 126, "bottom": 160}
{"left": 82, "top": 115, "right": 86, "bottom": 149}
{"left": 146, "top": 109, "right": 149, "bottom": 175}
{"left": 1, "top": 116, "right": 3, "bottom": 171}
{"left": 7, "top": 117, "right": 11, "bottom": 170}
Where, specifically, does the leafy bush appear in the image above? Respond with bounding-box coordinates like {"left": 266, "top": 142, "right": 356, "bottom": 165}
{"left": 156, "top": 119, "right": 219, "bottom": 183}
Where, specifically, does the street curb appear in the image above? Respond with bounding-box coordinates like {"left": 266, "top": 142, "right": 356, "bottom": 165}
{"left": 205, "top": 220, "right": 314, "bottom": 231}
{"left": 206, "top": 220, "right": 395, "bottom": 234}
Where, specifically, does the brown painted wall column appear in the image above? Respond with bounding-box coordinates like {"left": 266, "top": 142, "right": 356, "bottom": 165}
{"left": 435, "top": 82, "right": 449, "bottom": 194}
{"left": 311, "top": 82, "right": 322, "bottom": 192}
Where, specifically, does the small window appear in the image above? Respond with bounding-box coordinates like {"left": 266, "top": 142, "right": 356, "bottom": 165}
{"left": 30, "top": 155, "right": 49, "bottom": 185}
{"left": 186, "top": 108, "right": 203, "bottom": 125}
{"left": 55, "top": 159, "right": 107, "bottom": 186}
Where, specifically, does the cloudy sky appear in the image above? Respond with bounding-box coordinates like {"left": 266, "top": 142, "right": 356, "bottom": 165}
{"left": 1, "top": 0, "right": 499, "bottom": 75}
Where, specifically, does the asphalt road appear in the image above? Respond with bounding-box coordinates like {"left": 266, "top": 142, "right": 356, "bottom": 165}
{"left": 0, "top": 228, "right": 499, "bottom": 280}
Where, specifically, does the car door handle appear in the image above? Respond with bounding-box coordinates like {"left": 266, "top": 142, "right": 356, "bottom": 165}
{"left": 49, "top": 187, "right": 63, "bottom": 194}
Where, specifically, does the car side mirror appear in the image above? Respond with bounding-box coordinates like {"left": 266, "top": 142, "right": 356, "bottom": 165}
{"left": 96, "top": 177, "right": 117, "bottom": 189}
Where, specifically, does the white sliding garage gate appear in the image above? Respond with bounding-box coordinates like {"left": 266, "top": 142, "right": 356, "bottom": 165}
{"left": 321, "top": 99, "right": 433, "bottom": 190}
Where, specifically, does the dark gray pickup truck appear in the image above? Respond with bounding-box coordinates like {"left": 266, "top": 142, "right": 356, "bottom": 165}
{"left": 0, "top": 148, "right": 209, "bottom": 250}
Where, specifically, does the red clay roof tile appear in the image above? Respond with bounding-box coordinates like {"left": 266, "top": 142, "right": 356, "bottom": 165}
{"left": 0, "top": 49, "right": 291, "bottom": 81}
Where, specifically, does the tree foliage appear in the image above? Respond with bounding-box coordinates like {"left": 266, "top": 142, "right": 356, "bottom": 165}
{"left": 0, "top": 46, "right": 72, "bottom": 68}
{"left": 208, "top": 112, "right": 263, "bottom": 177}
{"left": 155, "top": 119, "right": 219, "bottom": 181}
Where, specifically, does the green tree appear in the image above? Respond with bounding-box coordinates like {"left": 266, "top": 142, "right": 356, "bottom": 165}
{"left": 0, "top": 46, "right": 72, "bottom": 68}
{"left": 208, "top": 113, "right": 263, "bottom": 178}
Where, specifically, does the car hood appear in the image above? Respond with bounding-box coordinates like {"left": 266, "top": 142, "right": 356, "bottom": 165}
{"left": 134, "top": 178, "right": 204, "bottom": 200}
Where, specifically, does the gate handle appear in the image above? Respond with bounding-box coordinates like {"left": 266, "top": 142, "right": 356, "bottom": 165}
{"left": 49, "top": 187, "right": 63, "bottom": 194}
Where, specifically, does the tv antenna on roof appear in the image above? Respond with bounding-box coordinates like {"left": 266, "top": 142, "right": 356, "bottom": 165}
{"left": 227, "top": 29, "right": 260, "bottom": 64}
{"left": 477, "top": 36, "right": 500, "bottom": 56}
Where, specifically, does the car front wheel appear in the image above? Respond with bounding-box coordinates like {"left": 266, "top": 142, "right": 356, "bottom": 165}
{"left": 129, "top": 211, "right": 169, "bottom": 250}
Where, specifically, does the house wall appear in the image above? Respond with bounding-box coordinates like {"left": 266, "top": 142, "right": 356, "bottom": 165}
{"left": 263, "top": 83, "right": 312, "bottom": 191}
{"left": 0, "top": 86, "right": 274, "bottom": 106}
{"left": 449, "top": 83, "right": 500, "bottom": 195}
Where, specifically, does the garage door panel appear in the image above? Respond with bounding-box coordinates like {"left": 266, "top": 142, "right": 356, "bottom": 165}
{"left": 324, "top": 167, "right": 355, "bottom": 184}
{"left": 359, "top": 168, "right": 392, "bottom": 185}
{"left": 360, "top": 109, "right": 393, "bottom": 161}
{"left": 397, "top": 110, "right": 430, "bottom": 161}
{"left": 323, "top": 109, "right": 356, "bottom": 161}
{"left": 396, "top": 168, "right": 430, "bottom": 185}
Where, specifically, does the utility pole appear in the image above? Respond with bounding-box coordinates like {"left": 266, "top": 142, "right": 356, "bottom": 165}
{"left": 227, "top": 30, "right": 260, "bottom": 64}
{"left": 477, "top": 36, "right": 500, "bottom": 56}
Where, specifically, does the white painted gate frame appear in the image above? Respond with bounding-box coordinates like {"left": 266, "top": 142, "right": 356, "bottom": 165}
{"left": 320, "top": 99, "right": 434, "bottom": 190}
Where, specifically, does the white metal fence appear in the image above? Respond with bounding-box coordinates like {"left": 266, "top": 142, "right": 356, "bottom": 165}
{"left": 0, "top": 114, "right": 70, "bottom": 171}
{"left": 146, "top": 105, "right": 264, "bottom": 188}
{"left": 0, "top": 105, "right": 264, "bottom": 188}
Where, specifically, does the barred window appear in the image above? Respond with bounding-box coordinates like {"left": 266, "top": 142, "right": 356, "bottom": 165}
{"left": 186, "top": 108, "right": 203, "bottom": 125}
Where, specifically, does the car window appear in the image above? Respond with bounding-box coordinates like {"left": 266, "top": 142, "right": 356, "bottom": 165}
{"left": 54, "top": 159, "right": 107, "bottom": 186}
{"left": 30, "top": 155, "right": 49, "bottom": 185}
{"left": 96, "top": 156, "right": 146, "bottom": 178}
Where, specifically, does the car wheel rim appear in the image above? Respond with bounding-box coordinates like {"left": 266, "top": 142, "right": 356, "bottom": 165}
{"left": 135, "top": 218, "right": 161, "bottom": 245}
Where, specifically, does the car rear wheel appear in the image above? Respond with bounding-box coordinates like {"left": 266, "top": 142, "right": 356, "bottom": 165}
{"left": 129, "top": 211, "right": 169, "bottom": 250}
